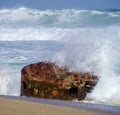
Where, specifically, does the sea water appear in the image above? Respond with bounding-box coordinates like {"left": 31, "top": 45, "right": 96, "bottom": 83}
{"left": 0, "top": 7, "right": 120, "bottom": 106}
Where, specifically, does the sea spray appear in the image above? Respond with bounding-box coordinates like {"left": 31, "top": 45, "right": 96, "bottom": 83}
{"left": 52, "top": 31, "right": 120, "bottom": 103}
{"left": 0, "top": 65, "right": 20, "bottom": 96}
{"left": 86, "top": 41, "right": 120, "bottom": 103}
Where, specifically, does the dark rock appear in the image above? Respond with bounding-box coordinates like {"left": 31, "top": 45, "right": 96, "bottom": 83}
{"left": 21, "top": 62, "right": 98, "bottom": 100}
{"left": 78, "top": 85, "right": 86, "bottom": 100}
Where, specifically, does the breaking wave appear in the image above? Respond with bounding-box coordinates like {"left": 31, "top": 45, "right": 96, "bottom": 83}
{"left": 0, "top": 7, "right": 120, "bottom": 27}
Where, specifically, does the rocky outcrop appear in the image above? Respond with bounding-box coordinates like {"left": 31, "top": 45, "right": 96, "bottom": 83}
{"left": 21, "top": 62, "right": 98, "bottom": 100}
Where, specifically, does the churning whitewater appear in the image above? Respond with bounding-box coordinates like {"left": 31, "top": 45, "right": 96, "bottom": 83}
{"left": 0, "top": 7, "right": 120, "bottom": 105}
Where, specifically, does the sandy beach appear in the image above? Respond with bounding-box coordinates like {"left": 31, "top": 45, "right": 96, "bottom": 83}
{"left": 0, "top": 96, "right": 111, "bottom": 115}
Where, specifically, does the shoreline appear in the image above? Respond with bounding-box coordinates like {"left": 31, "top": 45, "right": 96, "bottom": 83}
{"left": 0, "top": 95, "right": 113, "bottom": 115}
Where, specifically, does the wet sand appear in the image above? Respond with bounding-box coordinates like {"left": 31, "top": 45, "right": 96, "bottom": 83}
{"left": 0, "top": 96, "right": 112, "bottom": 115}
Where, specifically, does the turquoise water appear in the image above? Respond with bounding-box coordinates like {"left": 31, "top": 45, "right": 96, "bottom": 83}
{"left": 0, "top": 7, "right": 120, "bottom": 105}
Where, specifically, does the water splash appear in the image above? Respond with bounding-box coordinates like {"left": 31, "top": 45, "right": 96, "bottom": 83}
{"left": 52, "top": 33, "right": 120, "bottom": 103}
{"left": 0, "top": 65, "right": 20, "bottom": 96}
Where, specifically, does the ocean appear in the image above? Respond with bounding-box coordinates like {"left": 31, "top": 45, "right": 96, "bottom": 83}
{"left": 0, "top": 7, "right": 120, "bottom": 106}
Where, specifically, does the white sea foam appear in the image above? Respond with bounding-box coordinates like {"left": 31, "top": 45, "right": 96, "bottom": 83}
{"left": 0, "top": 65, "right": 20, "bottom": 96}
{"left": 0, "top": 26, "right": 120, "bottom": 41}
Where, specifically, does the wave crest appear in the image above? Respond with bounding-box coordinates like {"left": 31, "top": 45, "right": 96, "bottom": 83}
{"left": 0, "top": 7, "right": 120, "bottom": 27}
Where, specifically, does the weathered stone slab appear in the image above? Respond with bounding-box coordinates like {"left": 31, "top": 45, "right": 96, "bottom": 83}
{"left": 21, "top": 62, "right": 98, "bottom": 100}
